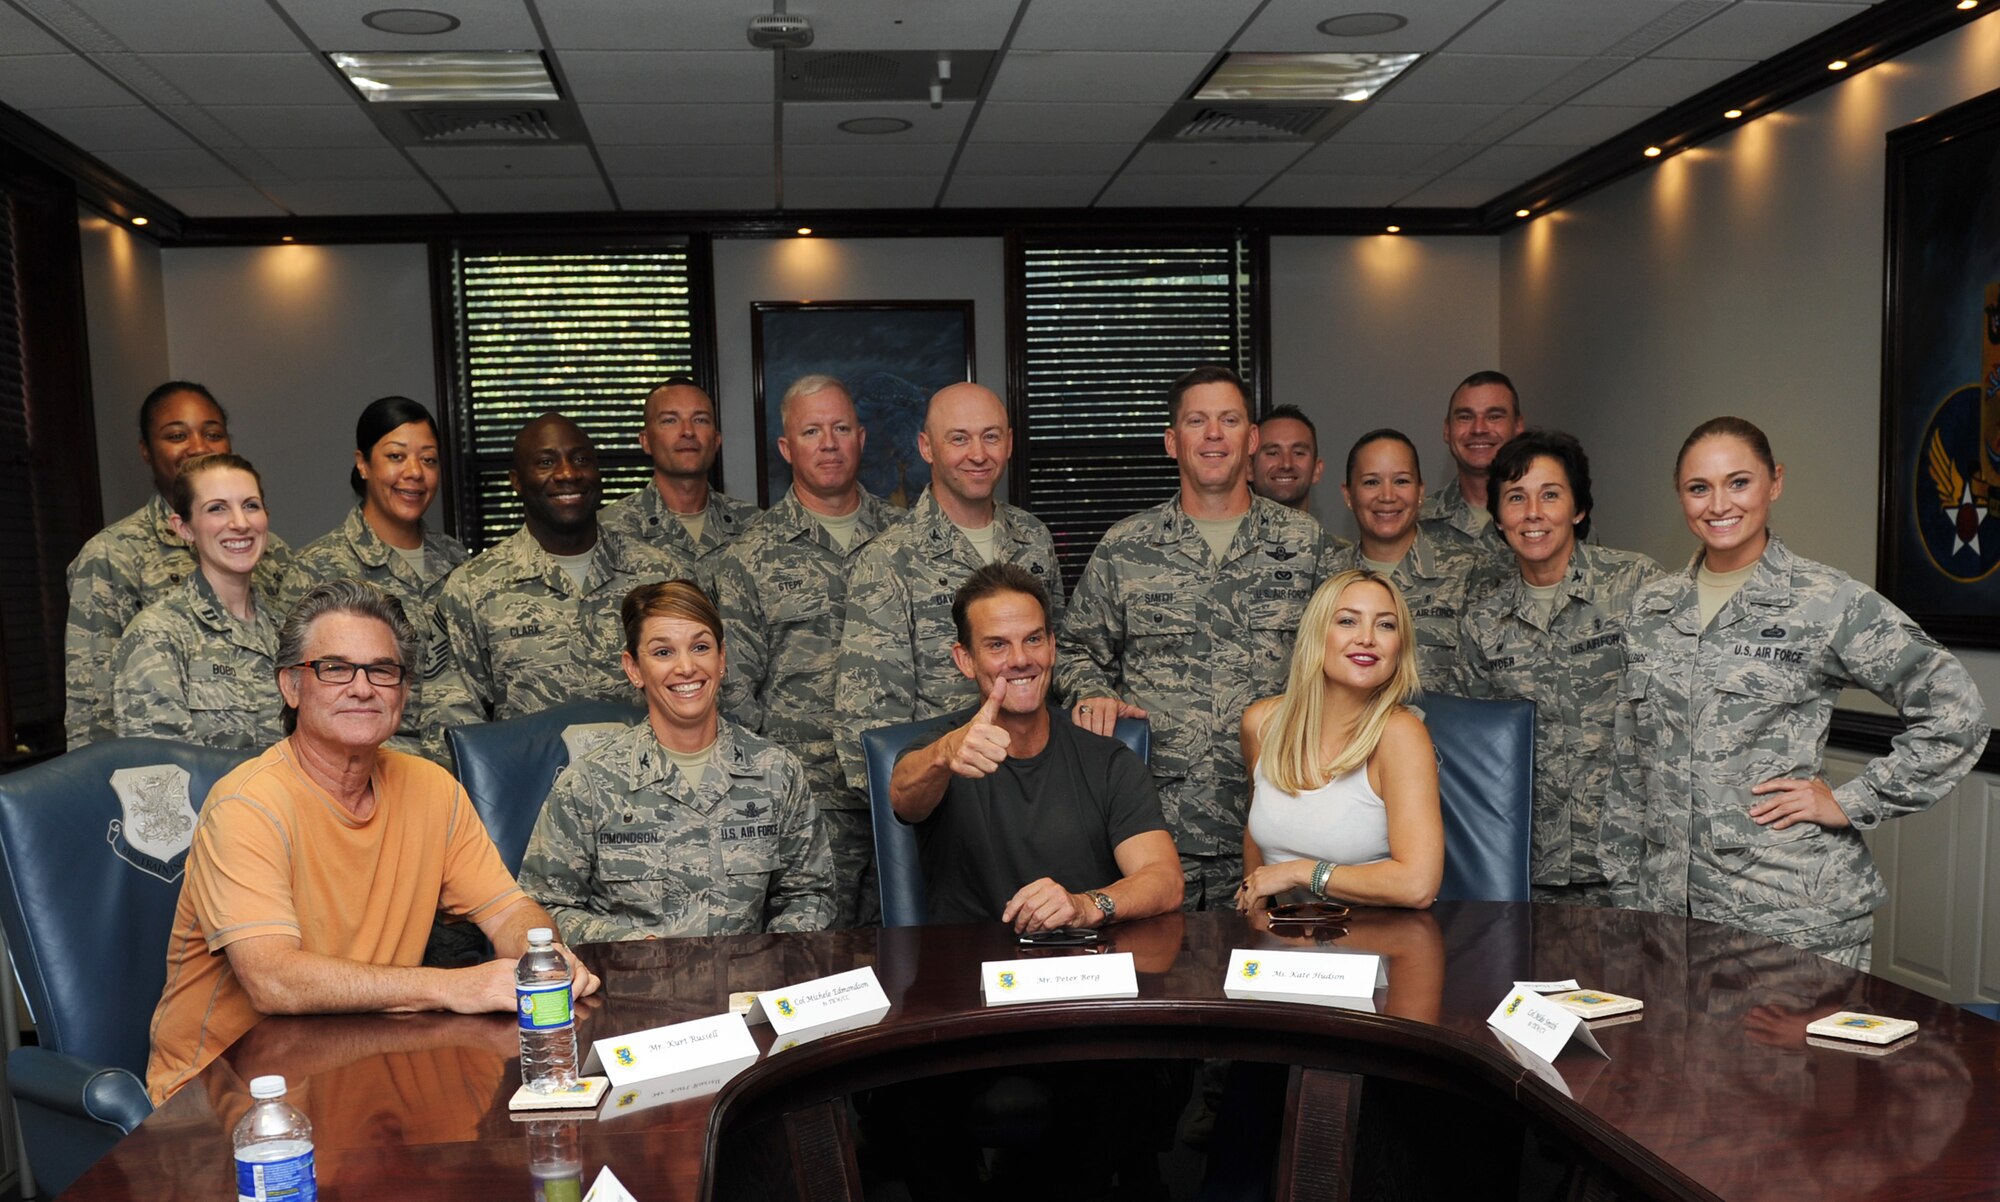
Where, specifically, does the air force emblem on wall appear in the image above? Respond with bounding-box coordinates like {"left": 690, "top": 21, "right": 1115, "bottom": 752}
{"left": 1918, "top": 384, "right": 2000, "bottom": 582}
{"left": 106, "top": 765, "right": 197, "bottom": 882}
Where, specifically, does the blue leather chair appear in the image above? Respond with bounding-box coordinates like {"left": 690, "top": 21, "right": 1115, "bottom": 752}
{"left": 1417, "top": 693, "right": 1537, "bottom": 903}
{"left": 446, "top": 700, "right": 644, "bottom": 873}
{"left": 0, "top": 738, "right": 250, "bottom": 1196}
{"left": 861, "top": 708, "right": 1150, "bottom": 927}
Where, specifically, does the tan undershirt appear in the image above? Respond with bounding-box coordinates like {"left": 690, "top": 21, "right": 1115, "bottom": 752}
{"left": 674, "top": 510, "right": 707, "bottom": 545}
{"left": 1697, "top": 559, "right": 1759, "bottom": 628}
{"left": 1525, "top": 579, "right": 1563, "bottom": 624}
{"left": 548, "top": 550, "right": 594, "bottom": 592}
{"left": 1361, "top": 554, "right": 1402, "bottom": 575}
{"left": 811, "top": 507, "right": 860, "bottom": 551}
{"left": 954, "top": 519, "right": 1000, "bottom": 564}
{"left": 1190, "top": 514, "right": 1245, "bottom": 563}
{"left": 664, "top": 740, "right": 715, "bottom": 793}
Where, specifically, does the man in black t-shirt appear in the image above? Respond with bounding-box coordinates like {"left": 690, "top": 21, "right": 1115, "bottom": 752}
{"left": 890, "top": 562, "right": 1182, "bottom": 929}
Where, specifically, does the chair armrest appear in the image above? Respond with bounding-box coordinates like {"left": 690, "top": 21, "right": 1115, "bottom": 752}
{"left": 8, "top": 1045, "right": 153, "bottom": 1133}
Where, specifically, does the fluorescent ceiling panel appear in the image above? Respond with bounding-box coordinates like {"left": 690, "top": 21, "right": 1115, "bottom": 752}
{"left": 1194, "top": 52, "right": 1422, "bottom": 102}
{"left": 328, "top": 50, "right": 558, "bottom": 102}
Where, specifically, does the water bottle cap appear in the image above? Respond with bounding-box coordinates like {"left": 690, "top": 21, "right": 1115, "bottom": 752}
{"left": 249, "top": 1075, "right": 287, "bottom": 1099}
{"left": 527, "top": 927, "right": 554, "bottom": 944}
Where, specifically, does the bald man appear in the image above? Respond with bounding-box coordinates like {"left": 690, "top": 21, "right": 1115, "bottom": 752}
{"left": 835, "top": 382, "right": 1065, "bottom": 796}
{"left": 428, "top": 412, "right": 696, "bottom": 724}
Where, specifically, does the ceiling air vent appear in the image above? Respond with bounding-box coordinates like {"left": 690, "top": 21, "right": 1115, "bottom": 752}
{"left": 1148, "top": 101, "right": 1359, "bottom": 144}
{"left": 406, "top": 107, "right": 560, "bottom": 142}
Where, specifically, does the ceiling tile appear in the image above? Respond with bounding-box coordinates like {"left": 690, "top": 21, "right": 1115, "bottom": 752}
{"left": 785, "top": 141, "right": 956, "bottom": 175}
{"left": 561, "top": 50, "right": 771, "bottom": 104}
{"left": 536, "top": 0, "right": 1017, "bottom": 52}
{"left": 1573, "top": 56, "right": 1754, "bottom": 107}
{"left": 406, "top": 144, "right": 604, "bottom": 178}
{"left": 1396, "top": 176, "right": 1511, "bottom": 206}
{"left": 1122, "top": 142, "right": 1308, "bottom": 175}
{"left": 784, "top": 175, "right": 942, "bottom": 208}
{"left": 986, "top": 51, "right": 1214, "bottom": 104}
{"left": 1011, "top": 1, "right": 1261, "bottom": 51}
{"left": 581, "top": 103, "right": 773, "bottom": 145}
{"left": 20, "top": 105, "right": 197, "bottom": 151}
{"left": 0, "top": 6, "right": 66, "bottom": 55}
{"left": 970, "top": 102, "right": 1162, "bottom": 143}
{"left": 1234, "top": 0, "right": 1496, "bottom": 53}
{"left": 273, "top": 0, "right": 543, "bottom": 52}
{"left": 442, "top": 175, "right": 616, "bottom": 212}
{"left": 1331, "top": 102, "right": 1516, "bottom": 144}
{"left": 1385, "top": 54, "right": 1597, "bottom": 106}
{"left": 783, "top": 101, "right": 971, "bottom": 144}
{"left": 1441, "top": 142, "right": 1577, "bottom": 180}
{"left": 1289, "top": 140, "right": 1444, "bottom": 175}
{"left": 204, "top": 104, "right": 386, "bottom": 147}
{"left": 1501, "top": 103, "right": 1664, "bottom": 146}
{"left": 69, "top": 0, "right": 304, "bottom": 52}
{"left": 1660, "top": 1, "right": 1868, "bottom": 60}
{"left": 941, "top": 175, "right": 1108, "bottom": 207}
{"left": 617, "top": 176, "right": 776, "bottom": 209}
{"left": 1450, "top": 0, "right": 1697, "bottom": 57}
{"left": 262, "top": 178, "right": 449, "bottom": 215}
{"left": 99, "top": 147, "right": 245, "bottom": 189}
{"left": 534, "top": 0, "right": 751, "bottom": 51}
{"left": 231, "top": 147, "right": 420, "bottom": 181}
{"left": 1249, "top": 173, "right": 1421, "bottom": 207}
{"left": 0, "top": 55, "right": 137, "bottom": 108}
{"left": 139, "top": 53, "right": 352, "bottom": 105}
{"left": 599, "top": 144, "right": 771, "bottom": 176}
{"left": 1096, "top": 173, "right": 1266, "bottom": 207}
{"left": 150, "top": 184, "right": 288, "bottom": 217}
{"left": 953, "top": 142, "right": 1133, "bottom": 174}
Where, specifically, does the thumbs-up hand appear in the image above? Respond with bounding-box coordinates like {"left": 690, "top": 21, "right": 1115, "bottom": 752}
{"left": 944, "top": 678, "right": 1012, "bottom": 779}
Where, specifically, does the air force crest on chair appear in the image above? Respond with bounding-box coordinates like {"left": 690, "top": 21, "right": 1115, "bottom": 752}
{"left": 106, "top": 764, "right": 198, "bottom": 881}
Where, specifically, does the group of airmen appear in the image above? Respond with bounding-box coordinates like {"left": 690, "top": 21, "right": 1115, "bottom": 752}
{"left": 67, "top": 361, "right": 1990, "bottom": 967}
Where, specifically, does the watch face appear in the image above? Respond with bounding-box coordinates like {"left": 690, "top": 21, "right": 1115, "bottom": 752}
{"left": 1091, "top": 891, "right": 1115, "bottom": 917}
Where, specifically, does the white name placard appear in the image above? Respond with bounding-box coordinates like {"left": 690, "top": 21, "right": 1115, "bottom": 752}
{"left": 1485, "top": 988, "right": 1606, "bottom": 1065}
{"left": 581, "top": 1165, "right": 638, "bottom": 1202}
{"left": 1222, "top": 949, "right": 1385, "bottom": 1008}
{"left": 597, "top": 1053, "right": 759, "bottom": 1119}
{"left": 583, "top": 1011, "right": 760, "bottom": 1089}
{"left": 1513, "top": 979, "right": 1580, "bottom": 993}
{"left": 980, "top": 952, "right": 1137, "bottom": 1006}
{"left": 755, "top": 966, "right": 890, "bottom": 1036}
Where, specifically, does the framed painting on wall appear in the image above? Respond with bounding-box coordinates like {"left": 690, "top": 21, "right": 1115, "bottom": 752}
{"left": 750, "top": 300, "right": 976, "bottom": 508}
{"left": 1879, "top": 84, "right": 2000, "bottom": 649}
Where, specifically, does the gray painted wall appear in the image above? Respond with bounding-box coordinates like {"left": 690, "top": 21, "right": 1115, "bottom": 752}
{"left": 77, "top": 211, "right": 169, "bottom": 525}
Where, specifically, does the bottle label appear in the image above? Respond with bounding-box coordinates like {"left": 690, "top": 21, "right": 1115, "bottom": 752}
{"left": 518, "top": 980, "right": 574, "bottom": 1030}
{"left": 235, "top": 1147, "right": 316, "bottom": 1202}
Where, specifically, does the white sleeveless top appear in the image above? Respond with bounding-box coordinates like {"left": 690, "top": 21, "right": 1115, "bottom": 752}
{"left": 1247, "top": 759, "right": 1392, "bottom": 869}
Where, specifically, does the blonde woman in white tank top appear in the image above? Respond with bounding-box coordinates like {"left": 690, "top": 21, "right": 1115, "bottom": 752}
{"left": 1235, "top": 569, "right": 1445, "bottom": 910}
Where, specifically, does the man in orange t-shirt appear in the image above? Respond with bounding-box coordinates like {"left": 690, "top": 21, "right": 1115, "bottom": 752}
{"left": 146, "top": 579, "right": 600, "bottom": 1103}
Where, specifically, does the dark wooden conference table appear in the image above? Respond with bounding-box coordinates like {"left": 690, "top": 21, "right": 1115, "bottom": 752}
{"left": 63, "top": 903, "right": 2000, "bottom": 1202}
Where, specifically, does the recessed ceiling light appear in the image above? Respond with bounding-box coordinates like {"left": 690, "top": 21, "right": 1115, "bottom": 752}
{"left": 1956, "top": 0, "right": 1977, "bottom": 10}
{"left": 1385, "top": 224, "right": 1401, "bottom": 233}
{"left": 281, "top": 235, "right": 295, "bottom": 242}
{"left": 1195, "top": 52, "right": 1421, "bottom": 102}
{"left": 129, "top": 215, "right": 148, "bottom": 226}
{"left": 838, "top": 117, "right": 913, "bottom": 135}
{"left": 1315, "top": 13, "right": 1410, "bottom": 37}
{"left": 328, "top": 50, "right": 557, "bottom": 102}
{"left": 796, "top": 227, "right": 813, "bottom": 236}
{"left": 1514, "top": 209, "right": 1530, "bottom": 218}
{"left": 1724, "top": 108, "right": 1744, "bottom": 119}
{"left": 1644, "top": 145, "right": 1663, "bottom": 157}
{"left": 361, "top": 8, "right": 461, "bottom": 35}
{"left": 1828, "top": 59, "right": 1849, "bottom": 70}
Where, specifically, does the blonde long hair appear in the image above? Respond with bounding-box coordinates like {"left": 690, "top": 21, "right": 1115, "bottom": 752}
{"left": 1258, "top": 569, "right": 1420, "bottom": 795}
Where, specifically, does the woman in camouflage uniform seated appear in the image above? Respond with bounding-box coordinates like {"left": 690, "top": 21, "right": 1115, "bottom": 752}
{"left": 112, "top": 453, "right": 284, "bottom": 749}
{"left": 519, "top": 580, "right": 834, "bottom": 941}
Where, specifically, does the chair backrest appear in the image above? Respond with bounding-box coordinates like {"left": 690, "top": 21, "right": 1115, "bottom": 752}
{"left": 0, "top": 738, "right": 251, "bottom": 1075}
{"left": 861, "top": 709, "right": 1150, "bottom": 927}
{"left": 446, "top": 700, "right": 644, "bottom": 873}
{"left": 1417, "top": 693, "right": 1536, "bottom": 903}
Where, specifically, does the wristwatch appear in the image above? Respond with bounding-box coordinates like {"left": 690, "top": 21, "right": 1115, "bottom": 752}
{"left": 1086, "top": 890, "right": 1116, "bottom": 923}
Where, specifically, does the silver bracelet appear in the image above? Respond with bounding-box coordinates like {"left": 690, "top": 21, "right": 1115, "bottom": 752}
{"left": 1311, "top": 860, "right": 1333, "bottom": 897}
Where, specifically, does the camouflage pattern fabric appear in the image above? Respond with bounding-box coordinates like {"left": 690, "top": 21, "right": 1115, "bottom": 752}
{"left": 66, "top": 495, "right": 291, "bottom": 748}
{"left": 598, "top": 483, "right": 760, "bottom": 561}
{"left": 1610, "top": 535, "right": 1989, "bottom": 946}
{"left": 519, "top": 718, "right": 833, "bottom": 942}
{"left": 1455, "top": 540, "right": 1665, "bottom": 892}
{"left": 426, "top": 525, "right": 695, "bottom": 726}
{"left": 282, "top": 505, "right": 468, "bottom": 763}
{"left": 833, "top": 486, "right": 1065, "bottom": 793}
{"left": 1327, "top": 528, "right": 1480, "bottom": 692}
{"left": 1057, "top": 494, "right": 1341, "bottom": 871}
{"left": 112, "top": 570, "right": 285, "bottom": 751}
{"left": 1417, "top": 484, "right": 1511, "bottom": 585}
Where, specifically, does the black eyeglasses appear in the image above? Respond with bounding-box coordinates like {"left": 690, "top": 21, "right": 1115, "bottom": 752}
{"left": 287, "top": 659, "right": 407, "bottom": 687}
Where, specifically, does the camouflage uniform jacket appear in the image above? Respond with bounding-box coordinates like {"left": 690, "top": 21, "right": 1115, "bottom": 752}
{"left": 832, "top": 487, "right": 1066, "bottom": 792}
{"left": 1454, "top": 541, "right": 1664, "bottom": 887}
{"left": 282, "top": 506, "right": 469, "bottom": 758}
{"left": 1056, "top": 494, "right": 1340, "bottom": 857}
{"left": 65, "top": 495, "right": 291, "bottom": 748}
{"left": 519, "top": 717, "right": 834, "bottom": 942}
{"left": 112, "top": 570, "right": 285, "bottom": 751}
{"left": 427, "top": 525, "right": 694, "bottom": 725}
{"left": 597, "top": 482, "right": 760, "bottom": 561}
{"left": 1418, "top": 483, "right": 1511, "bottom": 585}
{"left": 712, "top": 487, "right": 901, "bottom": 812}
{"left": 1327, "top": 528, "right": 1479, "bottom": 691}
{"left": 1611, "top": 535, "right": 1989, "bottom": 939}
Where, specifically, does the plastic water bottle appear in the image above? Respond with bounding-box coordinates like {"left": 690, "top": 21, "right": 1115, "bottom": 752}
{"left": 233, "top": 1075, "right": 316, "bottom": 1202}
{"left": 527, "top": 1118, "right": 584, "bottom": 1202}
{"left": 517, "top": 927, "right": 579, "bottom": 1092}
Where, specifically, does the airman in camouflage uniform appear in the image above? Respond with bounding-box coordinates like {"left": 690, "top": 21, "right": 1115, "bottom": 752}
{"left": 597, "top": 378, "right": 760, "bottom": 559}
{"left": 1417, "top": 484, "right": 1511, "bottom": 575}
{"left": 66, "top": 495, "right": 290, "bottom": 747}
{"left": 1421, "top": 370, "right": 1522, "bottom": 580}
{"left": 519, "top": 717, "right": 833, "bottom": 942}
{"left": 1327, "top": 529, "right": 1477, "bottom": 690}
{"left": 1610, "top": 535, "right": 1989, "bottom": 961}
{"left": 283, "top": 505, "right": 467, "bottom": 761}
{"left": 112, "top": 571, "right": 285, "bottom": 750}
{"left": 1456, "top": 540, "right": 1664, "bottom": 900}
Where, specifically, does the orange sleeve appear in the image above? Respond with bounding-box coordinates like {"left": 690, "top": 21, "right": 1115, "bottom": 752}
{"left": 187, "top": 792, "right": 302, "bottom": 951}
{"left": 437, "top": 782, "right": 525, "bottom": 923}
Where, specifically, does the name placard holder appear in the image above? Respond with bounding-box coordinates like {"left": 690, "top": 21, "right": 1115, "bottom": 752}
{"left": 753, "top": 966, "right": 890, "bottom": 1036}
{"left": 596, "top": 1054, "right": 760, "bottom": 1119}
{"left": 583, "top": 1011, "right": 761, "bottom": 1089}
{"left": 1222, "top": 948, "right": 1385, "bottom": 1009}
{"left": 1485, "top": 988, "right": 1608, "bottom": 1066}
{"left": 980, "top": 952, "right": 1138, "bottom": 1006}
